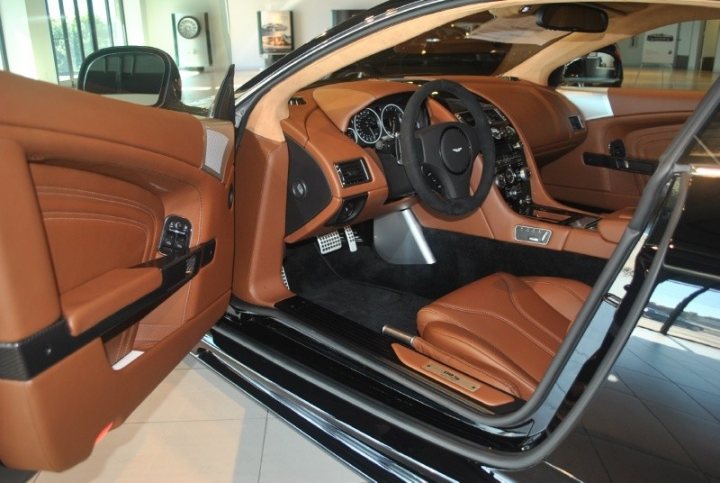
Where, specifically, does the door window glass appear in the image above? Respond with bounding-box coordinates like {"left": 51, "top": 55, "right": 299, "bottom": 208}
{"left": 617, "top": 20, "right": 720, "bottom": 90}
{"left": 0, "top": 14, "right": 7, "bottom": 71}
{"left": 641, "top": 281, "right": 720, "bottom": 349}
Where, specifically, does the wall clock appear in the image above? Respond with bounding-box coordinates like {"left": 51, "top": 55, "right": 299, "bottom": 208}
{"left": 177, "top": 16, "right": 201, "bottom": 39}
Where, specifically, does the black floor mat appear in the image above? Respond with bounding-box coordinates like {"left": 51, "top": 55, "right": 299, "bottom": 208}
{"left": 283, "top": 240, "right": 428, "bottom": 335}
{"left": 295, "top": 279, "right": 428, "bottom": 334}
{"left": 320, "top": 227, "right": 606, "bottom": 299}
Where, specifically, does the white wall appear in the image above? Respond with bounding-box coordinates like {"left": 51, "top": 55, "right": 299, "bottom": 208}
{"left": 226, "top": 0, "right": 380, "bottom": 71}
{"left": 701, "top": 20, "right": 719, "bottom": 58}
{"left": 140, "top": 0, "right": 232, "bottom": 72}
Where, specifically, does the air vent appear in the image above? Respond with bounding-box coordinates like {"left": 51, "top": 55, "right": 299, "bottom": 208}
{"left": 455, "top": 111, "right": 475, "bottom": 125}
{"left": 484, "top": 108, "right": 506, "bottom": 125}
{"left": 289, "top": 96, "right": 306, "bottom": 106}
{"left": 335, "top": 159, "right": 370, "bottom": 187}
{"left": 568, "top": 115, "right": 585, "bottom": 131}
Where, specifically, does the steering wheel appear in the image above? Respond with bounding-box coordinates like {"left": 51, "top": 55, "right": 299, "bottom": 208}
{"left": 400, "top": 80, "right": 496, "bottom": 216}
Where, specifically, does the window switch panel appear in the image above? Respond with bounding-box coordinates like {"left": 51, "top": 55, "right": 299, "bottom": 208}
{"left": 159, "top": 216, "right": 192, "bottom": 255}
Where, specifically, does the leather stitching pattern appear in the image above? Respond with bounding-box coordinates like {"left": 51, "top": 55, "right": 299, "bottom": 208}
{"left": 499, "top": 274, "right": 564, "bottom": 346}
{"left": 428, "top": 301, "right": 556, "bottom": 356}
{"left": 523, "top": 278, "right": 586, "bottom": 304}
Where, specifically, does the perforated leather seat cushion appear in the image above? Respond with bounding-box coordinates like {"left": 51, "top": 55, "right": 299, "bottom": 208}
{"left": 416, "top": 272, "right": 590, "bottom": 400}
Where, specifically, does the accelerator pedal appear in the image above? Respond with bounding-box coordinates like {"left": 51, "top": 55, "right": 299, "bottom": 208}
{"left": 343, "top": 226, "right": 358, "bottom": 252}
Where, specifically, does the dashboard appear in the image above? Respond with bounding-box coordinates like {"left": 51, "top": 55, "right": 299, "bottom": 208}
{"left": 281, "top": 77, "right": 593, "bottom": 248}
{"left": 343, "top": 89, "right": 533, "bottom": 213}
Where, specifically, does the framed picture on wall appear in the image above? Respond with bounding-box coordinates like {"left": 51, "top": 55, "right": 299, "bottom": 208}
{"left": 258, "top": 10, "right": 294, "bottom": 54}
{"left": 331, "top": 10, "right": 365, "bottom": 27}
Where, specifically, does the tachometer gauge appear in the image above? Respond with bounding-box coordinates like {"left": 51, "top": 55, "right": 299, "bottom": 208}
{"left": 353, "top": 108, "right": 382, "bottom": 145}
{"left": 346, "top": 128, "right": 358, "bottom": 143}
{"left": 381, "top": 104, "right": 404, "bottom": 137}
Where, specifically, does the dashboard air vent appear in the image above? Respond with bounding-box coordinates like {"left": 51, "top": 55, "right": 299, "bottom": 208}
{"left": 568, "top": 115, "right": 585, "bottom": 131}
{"left": 455, "top": 111, "right": 475, "bottom": 125}
{"left": 289, "top": 96, "right": 306, "bottom": 106}
{"left": 335, "top": 159, "right": 370, "bottom": 187}
{"left": 484, "top": 108, "right": 506, "bottom": 125}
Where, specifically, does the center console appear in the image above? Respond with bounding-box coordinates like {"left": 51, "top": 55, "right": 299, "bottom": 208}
{"left": 487, "top": 104, "right": 600, "bottom": 231}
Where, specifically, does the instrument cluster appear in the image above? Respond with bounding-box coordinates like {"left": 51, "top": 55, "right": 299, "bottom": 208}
{"left": 347, "top": 103, "right": 405, "bottom": 146}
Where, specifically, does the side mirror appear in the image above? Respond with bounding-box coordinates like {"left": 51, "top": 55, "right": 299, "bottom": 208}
{"left": 77, "top": 46, "right": 183, "bottom": 108}
{"left": 552, "top": 46, "right": 623, "bottom": 88}
{"left": 536, "top": 4, "right": 608, "bottom": 33}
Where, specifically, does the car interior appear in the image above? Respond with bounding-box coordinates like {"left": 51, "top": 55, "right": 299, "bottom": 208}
{"left": 0, "top": 0, "right": 717, "bottom": 473}
{"left": 236, "top": 0, "right": 710, "bottom": 406}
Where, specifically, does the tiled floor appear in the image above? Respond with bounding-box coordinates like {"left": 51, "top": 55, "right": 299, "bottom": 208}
{"left": 623, "top": 67, "right": 719, "bottom": 91}
{"left": 33, "top": 356, "right": 364, "bottom": 483}
{"left": 28, "top": 326, "right": 720, "bottom": 482}
{"left": 530, "top": 327, "right": 720, "bottom": 483}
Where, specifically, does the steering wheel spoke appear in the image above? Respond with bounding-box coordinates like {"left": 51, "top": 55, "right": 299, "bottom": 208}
{"left": 424, "top": 165, "right": 471, "bottom": 200}
{"left": 400, "top": 80, "right": 496, "bottom": 216}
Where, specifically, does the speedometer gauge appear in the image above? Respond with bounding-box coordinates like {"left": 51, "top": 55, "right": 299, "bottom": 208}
{"left": 353, "top": 108, "right": 382, "bottom": 145}
{"left": 381, "top": 104, "right": 404, "bottom": 137}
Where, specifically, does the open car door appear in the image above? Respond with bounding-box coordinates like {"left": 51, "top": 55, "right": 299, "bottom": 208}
{"left": 0, "top": 71, "right": 234, "bottom": 471}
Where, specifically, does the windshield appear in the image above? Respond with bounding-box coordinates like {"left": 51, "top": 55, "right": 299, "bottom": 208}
{"left": 328, "top": 11, "right": 565, "bottom": 80}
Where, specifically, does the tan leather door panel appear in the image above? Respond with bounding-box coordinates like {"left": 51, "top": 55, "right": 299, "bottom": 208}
{"left": 541, "top": 88, "right": 701, "bottom": 211}
{"left": 0, "top": 72, "right": 234, "bottom": 471}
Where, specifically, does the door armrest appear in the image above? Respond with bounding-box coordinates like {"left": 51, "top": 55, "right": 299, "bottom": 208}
{"left": 62, "top": 268, "right": 162, "bottom": 336}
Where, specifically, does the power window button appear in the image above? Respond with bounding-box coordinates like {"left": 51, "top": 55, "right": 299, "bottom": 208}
{"left": 159, "top": 216, "right": 192, "bottom": 255}
{"left": 174, "top": 234, "right": 187, "bottom": 250}
{"left": 162, "top": 234, "right": 175, "bottom": 249}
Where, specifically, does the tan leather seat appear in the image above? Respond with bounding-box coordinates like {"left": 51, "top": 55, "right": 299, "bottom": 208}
{"left": 416, "top": 272, "right": 590, "bottom": 400}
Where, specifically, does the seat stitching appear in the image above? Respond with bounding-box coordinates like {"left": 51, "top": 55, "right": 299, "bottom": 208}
{"left": 426, "top": 303, "right": 556, "bottom": 356}
{"left": 522, "top": 279, "right": 586, "bottom": 304}
{"left": 499, "top": 275, "right": 564, "bottom": 345}
{"left": 421, "top": 308, "right": 536, "bottom": 363}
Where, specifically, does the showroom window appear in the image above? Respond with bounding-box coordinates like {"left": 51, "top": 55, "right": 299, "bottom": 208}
{"left": 46, "top": 0, "right": 127, "bottom": 84}
{"left": 0, "top": 14, "right": 7, "bottom": 71}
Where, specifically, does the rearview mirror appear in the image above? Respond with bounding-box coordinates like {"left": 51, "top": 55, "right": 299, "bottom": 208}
{"left": 536, "top": 4, "right": 608, "bottom": 33}
{"left": 77, "top": 46, "right": 182, "bottom": 108}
